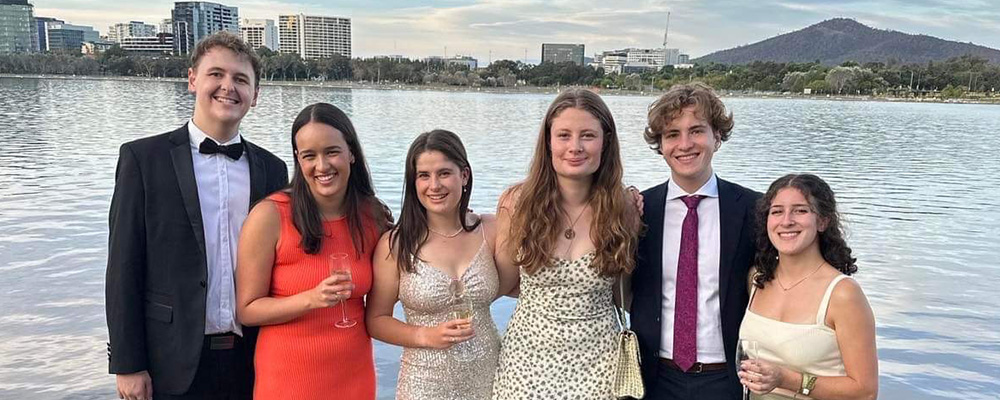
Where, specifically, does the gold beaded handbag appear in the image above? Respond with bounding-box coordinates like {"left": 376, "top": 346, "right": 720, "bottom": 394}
{"left": 613, "top": 277, "right": 645, "bottom": 399}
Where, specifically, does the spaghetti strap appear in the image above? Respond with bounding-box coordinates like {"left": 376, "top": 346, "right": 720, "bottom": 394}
{"left": 816, "top": 275, "right": 850, "bottom": 325}
{"left": 747, "top": 271, "right": 761, "bottom": 310}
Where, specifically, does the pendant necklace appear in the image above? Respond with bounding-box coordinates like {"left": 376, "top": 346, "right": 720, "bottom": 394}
{"left": 563, "top": 206, "right": 588, "bottom": 240}
{"left": 775, "top": 260, "right": 826, "bottom": 291}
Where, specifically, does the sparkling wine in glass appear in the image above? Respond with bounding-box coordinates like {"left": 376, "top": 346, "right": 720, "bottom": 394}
{"left": 447, "top": 278, "right": 477, "bottom": 361}
{"left": 329, "top": 253, "right": 356, "bottom": 328}
{"left": 736, "top": 339, "right": 759, "bottom": 400}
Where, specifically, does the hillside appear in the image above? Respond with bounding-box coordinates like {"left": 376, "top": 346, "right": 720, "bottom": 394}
{"left": 695, "top": 18, "right": 1000, "bottom": 65}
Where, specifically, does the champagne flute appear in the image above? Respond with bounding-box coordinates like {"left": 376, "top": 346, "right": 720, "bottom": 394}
{"left": 736, "top": 339, "right": 759, "bottom": 400}
{"left": 329, "top": 253, "right": 356, "bottom": 328}
{"left": 447, "top": 278, "right": 476, "bottom": 362}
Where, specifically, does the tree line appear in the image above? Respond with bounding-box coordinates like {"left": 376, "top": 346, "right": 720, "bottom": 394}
{"left": 1, "top": 45, "right": 997, "bottom": 98}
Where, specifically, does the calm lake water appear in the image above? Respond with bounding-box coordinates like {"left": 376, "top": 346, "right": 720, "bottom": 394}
{"left": 0, "top": 77, "right": 998, "bottom": 399}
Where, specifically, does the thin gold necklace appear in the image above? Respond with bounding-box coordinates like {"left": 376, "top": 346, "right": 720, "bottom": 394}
{"left": 775, "top": 260, "right": 826, "bottom": 291}
{"left": 428, "top": 225, "right": 463, "bottom": 238}
{"left": 562, "top": 205, "right": 588, "bottom": 240}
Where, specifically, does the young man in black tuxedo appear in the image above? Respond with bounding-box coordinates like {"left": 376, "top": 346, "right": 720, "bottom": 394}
{"left": 631, "top": 83, "right": 761, "bottom": 400}
{"left": 106, "top": 32, "right": 288, "bottom": 400}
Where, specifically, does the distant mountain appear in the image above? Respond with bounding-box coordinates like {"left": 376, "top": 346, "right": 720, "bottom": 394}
{"left": 695, "top": 18, "right": 1000, "bottom": 65}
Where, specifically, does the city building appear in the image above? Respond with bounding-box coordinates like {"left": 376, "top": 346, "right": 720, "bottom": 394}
{"left": 594, "top": 47, "right": 686, "bottom": 74}
{"left": 240, "top": 18, "right": 278, "bottom": 51}
{"left": 678, "top": 53, "right": 690, "bottom": 64}
{"left": 159, "top": 18, "right": 173, "bottom": 35}
{"left": 593, "top": 51, "right": 628, "bottom": 74}
{"left": 82, "top": 39, "right": 115, "bottom": 55}
{"left": 172, "top": 2, "right": 239, "bottom": 55}
{"left": 34, "top": 16, "right": 61, "bottom": 52}
{"left": 446, "top": 55, "right": 477, "bottom": 69}
{"left": 43, "top": 22, "right": 99, "bottom": 53}
{"left": 278, "top": 14, "right": 350, "bottom": 59}
{"left": 120, "top": 33, "right": 174, "bottom": 56}
{"left": 541, "top": 43, "right": 584, "bottom": 65}
{"left": 0, "top": 0, "right": 35, "bottom": 54}
{"left": 108, "top": 21, "right": 157, "bottom": 43}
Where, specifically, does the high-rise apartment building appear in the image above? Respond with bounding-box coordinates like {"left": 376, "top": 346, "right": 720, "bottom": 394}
{"left": 172, "top": 2, "right": 239, "bottom": 55}
{"left": 278, "top": 14, "right": 350, "bottom": 59}
{"left": 541, "top": 43, "right": 585, "bottom": 66}
{"left": 108, "top": 21, "right": 158, "bottom": 43}
{"left": 0, "top": 0, "right": 35, "bottom": 54}
{"left": 240, "top": 18, "right": 277, "bottom": 51}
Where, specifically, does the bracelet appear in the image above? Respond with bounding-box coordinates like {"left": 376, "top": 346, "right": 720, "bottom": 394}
{"left": 800, "top": 372, "right": 817, "bottom": 396}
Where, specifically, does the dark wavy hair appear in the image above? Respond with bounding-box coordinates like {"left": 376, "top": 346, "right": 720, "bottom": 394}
{"left": 390, "top": 129, "right": 480, "bottom": 273}
{"left": 288, "top": 103, "right": 392, "bottom": 257}
{"left": 506, "top": 89, "right": 640, "bottom": 277}
{"left": 752, "top": 174, "right": 857, "bottom": 288}
{"left": 643, "top": 82, "right": 734, "bottom": 154}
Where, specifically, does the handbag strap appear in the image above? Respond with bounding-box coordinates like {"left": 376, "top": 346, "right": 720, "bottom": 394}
{"left": 614, "top": 275, "right": 628, "bottom": 331}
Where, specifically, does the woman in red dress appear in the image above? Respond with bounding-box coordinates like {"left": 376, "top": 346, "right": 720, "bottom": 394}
{"left": 236, "top": 103, "right": 392, "bottom": 400}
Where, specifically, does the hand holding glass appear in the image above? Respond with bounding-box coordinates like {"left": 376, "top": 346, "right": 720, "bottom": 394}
{"left": 736, "top": 339, "right": 759, "bottom": 400}
{"left": 329, "top": 253, "right": 356, "bottom": 328}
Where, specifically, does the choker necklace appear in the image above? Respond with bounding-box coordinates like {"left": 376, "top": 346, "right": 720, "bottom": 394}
{"left": 428, "top": 226, "right": 463, "bottom": 238}
{"left": 775, "top": 260, "right": 826, "bottom": 291}
{"left": 562, "top": 206, "right": 588, "bottom": 240}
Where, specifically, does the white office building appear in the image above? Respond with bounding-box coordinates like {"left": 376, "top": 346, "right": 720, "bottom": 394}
{"left": 240, "top": 18, "right": 278, "bottom": 51}
{"left": 107, "top": 21, "right": 157, "bottom": 43}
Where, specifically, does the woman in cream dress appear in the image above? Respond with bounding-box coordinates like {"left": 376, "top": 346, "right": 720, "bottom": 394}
{"left": 737, "top": 174, "right": 878, "bottom": 400}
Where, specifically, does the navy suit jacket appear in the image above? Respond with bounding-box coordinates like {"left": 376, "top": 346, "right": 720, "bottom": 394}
{"left": 630, "top": 177, "right": 761, "bottom": 390}
{"left": 105, "top": 124, "right": 288, "bottom": 394}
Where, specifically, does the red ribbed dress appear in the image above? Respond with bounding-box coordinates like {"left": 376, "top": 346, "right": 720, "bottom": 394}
{"left": 254, "top": 192, "right": 377, "bottom": 400}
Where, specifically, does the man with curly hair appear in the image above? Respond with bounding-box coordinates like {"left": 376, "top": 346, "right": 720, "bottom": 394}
{"left": 630, "top": 82, "right": 762, "bottom": 399}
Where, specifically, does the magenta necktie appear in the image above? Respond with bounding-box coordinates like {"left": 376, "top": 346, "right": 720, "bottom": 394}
{"left": 673, "top": 195, "right": 704, "bottom": 371}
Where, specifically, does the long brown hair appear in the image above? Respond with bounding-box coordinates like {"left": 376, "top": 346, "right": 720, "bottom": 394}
{"left": 288, "top": 103, "right": 392, "bottom": 257}
{"left": 390, "top": 130, "right": 480, "bottom": 273}
{"left": 505, "top": 89, "right": 639, "bottom": 277}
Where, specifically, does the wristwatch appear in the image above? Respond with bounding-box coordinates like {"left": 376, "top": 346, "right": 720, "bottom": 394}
{"left": 800, "top": 372, "right": 818, "bottom": 396}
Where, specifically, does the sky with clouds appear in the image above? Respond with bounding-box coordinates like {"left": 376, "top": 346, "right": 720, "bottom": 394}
{"left": 35, "top": 0, "right": 1000, "bottom": 63}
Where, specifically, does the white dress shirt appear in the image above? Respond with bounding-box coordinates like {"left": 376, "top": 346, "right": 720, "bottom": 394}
{"left": 659, "top": 174, "right": 726, "bottom": 363}
{"left": 188, "top": 120, "right": 250, "bottom": 336}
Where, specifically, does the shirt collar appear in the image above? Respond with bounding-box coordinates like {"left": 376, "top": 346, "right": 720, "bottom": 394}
{"left": 667, "top": 174, "right": 719, "bottom": 201}
{"left": 188, "top": 119, "right": 242, "bottom": 148}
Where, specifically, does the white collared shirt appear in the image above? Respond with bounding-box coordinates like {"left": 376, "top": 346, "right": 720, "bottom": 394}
{"left": 659, "top": 174, "right": 726, "bottom": 363}
{"left": 188, "top": 120, "right": 250, "bottom": 336}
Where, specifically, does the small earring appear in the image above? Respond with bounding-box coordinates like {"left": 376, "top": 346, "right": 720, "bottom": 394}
{"left": 462, "top": 186, "right": 467, "bottom": 193}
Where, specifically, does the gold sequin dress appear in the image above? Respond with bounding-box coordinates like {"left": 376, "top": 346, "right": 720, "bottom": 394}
{"left": 395, "top": 232, "right": 500, "bottom": 400}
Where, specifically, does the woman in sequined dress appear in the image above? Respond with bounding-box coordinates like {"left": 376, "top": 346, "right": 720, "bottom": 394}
{"left": 366, "top": 129, "right": 518, "bottom": 400}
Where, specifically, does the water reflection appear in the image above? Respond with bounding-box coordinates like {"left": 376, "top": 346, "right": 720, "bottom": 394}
{"left": 0, "top": 78, "right": 998, "bottom": 399}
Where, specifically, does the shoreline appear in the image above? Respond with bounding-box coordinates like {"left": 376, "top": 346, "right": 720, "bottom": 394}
{"left": 3, "top": 73, "right": 997, "bottom": 105}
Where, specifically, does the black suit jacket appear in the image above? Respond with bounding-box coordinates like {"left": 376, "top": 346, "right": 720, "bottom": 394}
{"left": 630, "top": 177, "right": 761, "bottom": 390}
{"left": 105, "top": 124, "right": 288, "bottom": 395}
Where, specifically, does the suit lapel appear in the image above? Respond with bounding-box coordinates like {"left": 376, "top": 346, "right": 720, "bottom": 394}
{"left": 717, "top": 178, "right": 745, "bottom": 311}
{"left": 243, "top": 139, "right": 267, "bottom": 204}
{"left": 169, "top": 125, "right": 207, "bottom": 262}
{"left": 643, "top": 182, "right": 669, "bottom": 288}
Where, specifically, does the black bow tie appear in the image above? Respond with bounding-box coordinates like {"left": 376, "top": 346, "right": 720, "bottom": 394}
{"left": 199, "top": 138, "right": 244, "bottom": 160}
